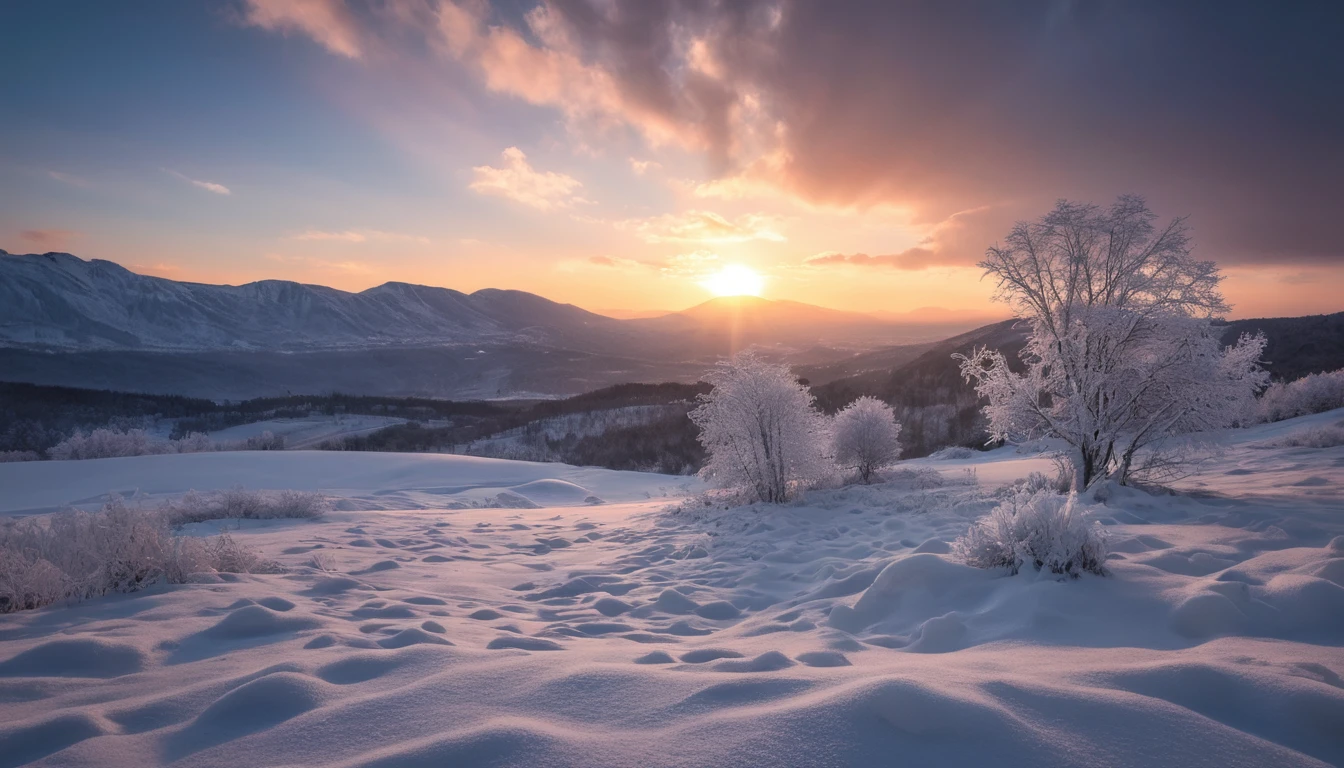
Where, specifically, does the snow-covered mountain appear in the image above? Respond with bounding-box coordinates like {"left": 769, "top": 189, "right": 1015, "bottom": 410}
{"left": 0, "top": 251, "right": 1001, "bottom": 398}
{"left": 0, "top": 251, "right": 632, "bottom": 352}
{"left": 0, "top": 252, "right": 989, "bottom": 355}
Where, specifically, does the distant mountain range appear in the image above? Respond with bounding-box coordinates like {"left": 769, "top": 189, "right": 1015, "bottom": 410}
{"left": 0, "top": 250, "right": 990, "bottom": 399}
{"left": 0, "top": 250, "right": 634, "bottom": 353}
{"left": 5, "top": 251, "right": 1334, "bottom": 402}
{"left": 0, "top": 251, "right": 983, "bottom": 354}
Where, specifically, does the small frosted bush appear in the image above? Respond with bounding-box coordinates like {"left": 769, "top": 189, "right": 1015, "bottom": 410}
{"left": 49, "top": 428, "right": 169, "bottom": 460}
{"left": 0, "top": 549, "right": 66, "bottom": 612}
{"left": 244, "top": 431, "right": 287, "bottom": 451}
{"left": 46, "top": 427, "right": 224, "bottom": 460}
{"left": 1257, "top": 369, "right": 1344, "bottom": 423}
{"left": 160, "top": 488, "right": 328, "bottom": 526}
{"left": 927, "top": 446, "right": 976, "bottom": 460}
{"left": 1258, "top": 422, "right": 1344, "bottom": 449}
{"left": 1016, "top": 469, "right": 1072, "bottom": 495}
{"left": 830, "top": 396, "right": 903, "bottom": 484}
{"left": 0, "top": 497, "right": 286, "bottom": 613}
{"left": 173, "top": 431, "right": 216, "bottom": 453}
{"left": 955, "top": 490, "right": 1108, "bottom": 578}
{"left": 0, "top": 450, "right": 40, "bottom": 463}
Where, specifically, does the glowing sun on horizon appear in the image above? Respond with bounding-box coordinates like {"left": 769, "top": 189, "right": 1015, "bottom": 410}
{"left": 702, "top": 264, "right": 765, "bottom": 297}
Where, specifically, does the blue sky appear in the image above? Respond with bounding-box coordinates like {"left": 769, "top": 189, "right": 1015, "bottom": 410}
{"left": 3, "top": 1, "right": 1341, "bottom": 317}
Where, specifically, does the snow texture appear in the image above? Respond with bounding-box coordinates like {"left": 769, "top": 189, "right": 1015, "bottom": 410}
{"left": 0, "top": 410, "right": 1341, "bottom": 766}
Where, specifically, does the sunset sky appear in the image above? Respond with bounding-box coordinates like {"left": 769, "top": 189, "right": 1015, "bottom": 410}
{"left": 2, "top": 1, "right": 1341, "bottom": 318}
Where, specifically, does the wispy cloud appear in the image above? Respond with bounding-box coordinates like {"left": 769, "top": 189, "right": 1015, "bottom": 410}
{"left": 19, "top": 229, "right": 80, "bottom": 250}
{"left": 587, "top": 255, "right": 634, "bottom": 268}
{"left": 166, "top": 169, "right": 231, "bottom": 195}
{"left": 804, "top": 248, "right": 941, "bottom": 270}
{"left": 612, "top": 210, "right": 785, "bottom": 244}
{"left": 239, "top": 0, "right": 363, "bottom": 59}
{"left": 290, "top": 229, "right": 430, "bottom": 244}
{"left": 469, "top": 147, "right": 584, "bottom": 211}
{"left": 629, "top": 158, "right": 662, "bottom": 176}
{"left": 658, "top": 249, "right": 721, "bottom": 277}
{"left": 264, "top": 252, "right": 375, "bottom": 274}
{"left": 585, "top": 249, "right": 722, "bottom": 279}
{"left": 47, "top": 170, "right": 93, "bottom": 188}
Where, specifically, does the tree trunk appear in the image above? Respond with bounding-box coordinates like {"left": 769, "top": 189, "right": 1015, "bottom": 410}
{"left": 1116, "top": 444, "right": 1137, "bottom": 486}
{"left": 1073, "top": 447, "right": 1090, "bottom": 492}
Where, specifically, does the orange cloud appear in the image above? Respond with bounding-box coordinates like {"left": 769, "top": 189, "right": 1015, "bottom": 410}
{"left": 469, "top": 147, "right": 583, "bottom": 211}
{"left": 240, "top": 0, "right": 363, "bottom": 59}
{"left": 290, "top": 229, "right": 430, "bottom": 244}
{"left": 585, "top": 250, "right": 722, "bottom": 281}
{"left": 804, "top": 248, "right": 941, "bottom": 270}
{"left": 614, "top": 210, "right": 784, "bottom": 244}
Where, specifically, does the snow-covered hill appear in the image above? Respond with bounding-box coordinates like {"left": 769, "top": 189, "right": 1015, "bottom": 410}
{"left": 0, "top": 251, "right": 983, "bottom": 357}
{"left": 1, "top": 412, "right": 1341, "bottom": 766}
{"left": 0, "top": 251, "right": 630, "bottom": 352}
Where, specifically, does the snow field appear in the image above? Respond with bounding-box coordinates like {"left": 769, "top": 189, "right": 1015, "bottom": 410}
{"left": 0, "top": 411, "right": 1341, "bottom": 766}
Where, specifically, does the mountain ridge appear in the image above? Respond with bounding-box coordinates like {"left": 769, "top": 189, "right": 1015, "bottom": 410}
{"left": 0, "top": 251, "right": 985, "bottom": 354}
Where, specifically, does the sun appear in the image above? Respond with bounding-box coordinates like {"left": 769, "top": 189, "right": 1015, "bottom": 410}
{"left": 702, "top": 264, "right": 765, "bottom": 297}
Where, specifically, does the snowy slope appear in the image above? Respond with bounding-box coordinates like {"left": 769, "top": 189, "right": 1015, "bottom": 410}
{"left": 0, "top": 251, "right": 627, "bottom": 352}
{"left": 0, "top": 451, "right": 697, "bottom": 516}
{"left": 0, "top": 412, "right": 1341, "bottom": 767}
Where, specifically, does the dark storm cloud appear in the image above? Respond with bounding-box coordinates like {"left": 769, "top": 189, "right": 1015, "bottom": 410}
{"left": 532, "top": 0, "right": 1344, "bottom": 265}
{"left": 243, "top": 0, "right": 1344, "bottom": 267}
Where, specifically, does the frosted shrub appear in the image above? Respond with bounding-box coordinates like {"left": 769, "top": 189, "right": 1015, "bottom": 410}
{"left": 0, "top": 497, "right": 281, "bottom": 612}
{"left": 244, "top": 431, "right": 286, "bottom": 450}
{"left": 955, "top": 490, "right": 1108, "bottom": 578}
{"left": 1258, "top": 422, "right": 1344, "bottom": 449}
{"left": 830, "top": 396, "right": 903, "bottom": 484}
{"left": 927, "top": 446, "right": 976, "bottom": 460}
{"left": 206, "top": 531, "right": 264, "bottom": 574}
{"left": 1257, "top": 369, "right": 1344, "bottom": 423}
{"left": 1018, "top": 469, "right": 1072, "bottom": 495}
{"left": 173, "top": 431, "right": 216, "bottom": 453}
{"left": 48, "top": 427, "right": 168, "bottom": 460}
{"left": 160, "top": 488, "right": 328, "bottom": 525}
{"left": 0, "top": 450, "right": 40, "bottom": 463}
{"left": 0, "top": 549, "right": 66, "bottom": 612}
{"left": 690, "top": 352, "right": 833, "bottom": 503}
{"left": 45, "top": 427, "right": 224, "bottom": 460}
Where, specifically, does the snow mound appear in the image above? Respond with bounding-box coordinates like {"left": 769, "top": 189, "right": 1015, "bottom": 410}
{"left": 0, "top": 638, "right": 145, "bottom": 678}
{"left": 507, "top": 479, "right": 602, "bottom": 506}
{"left": 0, "top": 712, "right": 111, "bottom": 767}
{"left": 377, "top": 627, "right": 456, "bottom": 649}
{"left": 206, "top": 605, "right": 323, "bottom": 639}
{"left": 829, "top": 554, "right": 991, "bottom": 633}
{"left": 167, "top": 672, "right": 330, "bottom": 758}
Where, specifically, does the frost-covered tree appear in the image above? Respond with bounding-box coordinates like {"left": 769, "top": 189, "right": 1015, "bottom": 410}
{"left": 958, "top": 196, "right": 1268, "bottom": 490}
{"left": 689, "top": 352, "right": 832, "bottom": 503}
{"left": 831, "top": 397, "right": 903, "bottom": 483}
